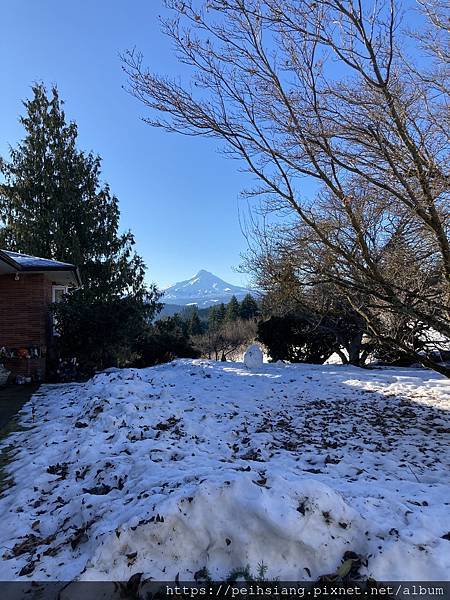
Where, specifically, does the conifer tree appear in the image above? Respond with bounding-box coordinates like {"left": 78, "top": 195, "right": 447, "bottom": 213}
{"left": 240, "top": 294, "right": 259, "bottom": 320}
{"left": 225, "top": 295, "right": 240, "bottom": 321}
{"left": 208, "top": 306, "right": 219, "bottom": 330}
{"left": 0, "top": 83, "right": 153, "bottom": 303}
{"left": 189, "top": 309, "right": 203, "bottom": 336}
{"left": 208, "top": 303, "right": 226, "bottom": 330}
{"left": 216, "top": 303, "right": 226, "bottom": 324}
{"left": 0, "top": 84, "right": 161, "bottom": 374}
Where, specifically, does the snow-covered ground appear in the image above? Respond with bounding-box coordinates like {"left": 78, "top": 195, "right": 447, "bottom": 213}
{"left": 0, "top": 359, "right": 449, "bottom": 582}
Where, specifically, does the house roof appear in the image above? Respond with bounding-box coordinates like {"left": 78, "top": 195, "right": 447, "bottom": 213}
{"left": 0, "top": 249, "right": 81, "bottom": 286}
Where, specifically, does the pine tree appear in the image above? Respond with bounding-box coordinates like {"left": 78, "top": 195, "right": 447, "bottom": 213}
{"left": 217, "top": 303, "right": 226, "bottom": 324}
{"left": 189, "top": 309, "right": 203, "bottom": 336}
{"left": 208, "top": 306, "right": 219, "bottom": 330}
{"left": 0, "top": 83, "right": 152, "bottom": 303}
{"left": 0, "top": 84, "right": 162, "bottom": 374}
{"left": 225, "top": 295, "right": 240, "bottom": 321}
{"left": 208, "top": 303, "right": 226, "bottom": 330}
{"left": 240, "top": 294, "right": 259, "bottom": 320}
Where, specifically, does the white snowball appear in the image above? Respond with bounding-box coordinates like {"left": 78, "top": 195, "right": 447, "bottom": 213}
{"left": 244, "top": 344, "right": 264, "bottom": 369}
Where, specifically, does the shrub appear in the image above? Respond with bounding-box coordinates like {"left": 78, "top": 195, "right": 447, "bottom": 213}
{"left": 133, "top": 315, "right": 200, "bottom": 367}
{"left": 257, "top": 315, "right": 338, "bottom": 364}
{"left": 194, "top": 318, "right": 257, "bottom": 361}
{"left": 51, "top": 293, "right": 156, "bottom": 378}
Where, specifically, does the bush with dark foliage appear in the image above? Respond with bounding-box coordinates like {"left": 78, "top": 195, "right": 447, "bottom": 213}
{"left": 51, "top": 294, "right": 158, "bottom": 378}
{"left": 133, "top": 315, "right": 200, "bottom": 367}
{"left": 258, "top": 315, "right": 339, "bottom": 364}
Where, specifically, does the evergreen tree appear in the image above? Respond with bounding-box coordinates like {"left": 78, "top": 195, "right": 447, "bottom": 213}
{"left": 0, "top": 83, "right": 151, "bottom": 302}
{"left": 208, "top": 303, "right": 226, "bottom": 330}
{"left": 240, "top": 294, "right": 259, "bottom": 320}
{"left": 225, "top": 295, "right": 240, "bottom": 321}
{"left": 189, "top": 310, "right": 203, "bottom": 336}
{"left": 0, "top": 84, "right": 162, "bottom": 376}
{"left": 162, "top": 313, "right": 190, "bottom": 339}
{"left": 208, "top": 306, "right": 219, "bottom": 330}
{"left": 134, "top": 314, "right": 200, "bottom": 367}
{"left": 181, "top": 305, "right": 196, "bottom": 321}
{"left": 217, "top": 303, "right": 226, "bottom": 324}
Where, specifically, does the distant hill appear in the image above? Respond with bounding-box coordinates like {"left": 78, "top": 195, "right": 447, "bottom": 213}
{"left": 157, "top": 303, "right": 211, "bottom": 319}
{"left": 161, "top": 269, "right": 253, "bottom": 308}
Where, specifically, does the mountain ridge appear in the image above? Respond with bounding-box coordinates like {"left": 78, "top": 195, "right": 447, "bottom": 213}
{"left": 162, "top": 269, "right": 252, "bottom": 308}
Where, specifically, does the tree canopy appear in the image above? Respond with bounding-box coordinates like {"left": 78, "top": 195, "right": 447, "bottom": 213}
{"left": 124, "top": 0, "right": 450, "bottom": 376}
{"left": 0, "top": 83, "right": 152, "bottom": 303}
{"left": 0, "top": 84, "right": 161, "bottom": 376}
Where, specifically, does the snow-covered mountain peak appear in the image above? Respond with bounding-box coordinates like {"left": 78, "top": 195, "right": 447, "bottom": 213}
{"left": 163, "top": 270, "right": 252, "bottom": 308}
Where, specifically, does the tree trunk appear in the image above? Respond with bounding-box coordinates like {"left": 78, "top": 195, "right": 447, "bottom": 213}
{"left": 347, "top": 332, "right": 364, "bottom": 367}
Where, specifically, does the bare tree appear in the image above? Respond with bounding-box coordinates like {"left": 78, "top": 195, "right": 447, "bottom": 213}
{"left": 193, "top": 318, "right": 257, "bottom": 360}
{"left": 123, "top": 0, "right": 450, "bottom": 376}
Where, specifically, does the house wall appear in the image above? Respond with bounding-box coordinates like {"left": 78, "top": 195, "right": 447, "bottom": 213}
{"left": 0, "top": 273, "right": 52, "bottom": 380}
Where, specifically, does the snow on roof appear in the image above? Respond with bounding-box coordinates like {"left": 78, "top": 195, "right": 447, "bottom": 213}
{"left": 1, "top": 250, "right": 76, "bottom": 270}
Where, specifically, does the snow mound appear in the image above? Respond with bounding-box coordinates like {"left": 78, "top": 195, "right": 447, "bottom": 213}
{"left": 81, "top": 475, "right": 364, "bottom": 581}
{"left": 244, "top": 344, "right": 264, "bottom": 369}
{"left": 0, "top": 359, "right": 449, "bottom": 581}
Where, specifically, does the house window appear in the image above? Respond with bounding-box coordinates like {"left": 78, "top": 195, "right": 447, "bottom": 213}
{"left": 52, "top": 285, "right": 68, "bottom": 335}
{"left": 52, "top": 285, "right": 68, "bottom": 304}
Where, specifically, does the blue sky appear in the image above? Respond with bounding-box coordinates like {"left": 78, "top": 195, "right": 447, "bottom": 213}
{"left": 0, "top": 0, "right": 252, "bottom": 288}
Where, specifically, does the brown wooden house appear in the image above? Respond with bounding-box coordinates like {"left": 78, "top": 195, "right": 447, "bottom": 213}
{"left": 0, "top": 250, "right": 80, "bottom": 381}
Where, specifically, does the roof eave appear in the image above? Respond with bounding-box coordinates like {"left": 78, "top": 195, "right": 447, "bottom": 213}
{"left": 0, "top": 250, "right": 81, "bottom": 287}
{"left": 0, "top": 249, "right": 21, "bottom": 270}
{"left": 24, "top": 266, "right": 81, "bottom": 287}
